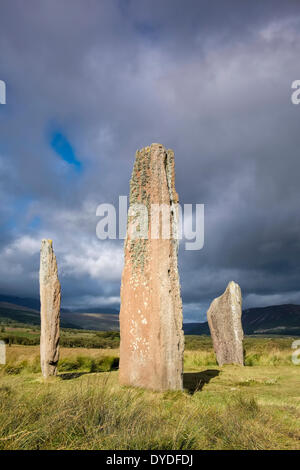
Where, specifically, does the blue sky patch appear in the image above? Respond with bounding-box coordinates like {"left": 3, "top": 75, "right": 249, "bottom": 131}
{"left": 51, "top": 131, "right": 82, "bottom": 171}
{"left": 28, "top": 215, "right": 41, "bottom": 230}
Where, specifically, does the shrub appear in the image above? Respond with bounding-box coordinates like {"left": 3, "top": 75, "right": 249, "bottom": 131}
{"left": 90, "top": 356, "right": 119, "bottom": 372}
{"left": 58, "top": 355, "right": 119, "bottom": 373}
{"left": 4, "top": 363, "right": 23, "bottom": 374}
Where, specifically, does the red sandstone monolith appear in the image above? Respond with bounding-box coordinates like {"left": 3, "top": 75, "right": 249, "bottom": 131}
{"left": 207, "top": 281, "right": 244, "bottom": 366}
{"left": 119, "top": 143, "right": 184, "bottom": 391}
{"left": 40, "top": 239, "right": 61, "bottom": 377}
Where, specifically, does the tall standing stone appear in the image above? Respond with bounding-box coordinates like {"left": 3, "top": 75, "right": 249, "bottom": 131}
{"left": 119, "top": 143, "right": 184, "bottom": 391}
{"left": 40, "top": 239, "right": 61, "bottom": 378}
{"left": 207, "top": 281, "right": 244, "bottom": 366}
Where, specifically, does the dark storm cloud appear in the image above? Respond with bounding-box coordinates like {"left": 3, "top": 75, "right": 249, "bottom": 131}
{"left": 0, "top": 0, "right": 300, "bottom": 321}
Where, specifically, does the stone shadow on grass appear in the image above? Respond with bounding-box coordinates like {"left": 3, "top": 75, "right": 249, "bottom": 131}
{"left": 183, "top": 369, "right": 220, "bottom": 394}
{"left": 59, "top": 372, "right": 90, "bottom": 380}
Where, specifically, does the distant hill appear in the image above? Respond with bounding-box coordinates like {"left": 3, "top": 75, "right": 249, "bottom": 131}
{"left": 60, "top": 312, "right": 119, "bottom": 330}
{"left": 0, "top": 302, "right": 41, "bottom": 325}
{"left": 0, "top": 295, "right": 119, "bottom": 315}
{"left": 184, "top": 304, "right": 300, "bottom": 336}
{"left": 242, "top": 304, "right": 300, "bottom": 335}
{"left": 0, "top": 297, "right": 119, "bottom": 331}
{"left": 0, "top": 301, "right": 78, "bottom": 329}
{"left": 0, "top": 295, "right": 40, "bottom": 311}
{"left": 72, "top": 307, "right": 119, "bottom": 315}
{"left": 184, "top": 322, "right": 210, "bottom": 335}
{"left": 0, "top": 295, "right": 299, "bottom": 335}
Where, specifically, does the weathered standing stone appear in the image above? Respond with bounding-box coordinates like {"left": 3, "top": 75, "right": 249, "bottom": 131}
{"left": 119, "top": 143, "right": 184, "bottom": 391}
{"left": 207, "top": 281, "right": 244, "bottom": 366}
{"left": 40, "top": 239, "right": 61, "bottom": 378}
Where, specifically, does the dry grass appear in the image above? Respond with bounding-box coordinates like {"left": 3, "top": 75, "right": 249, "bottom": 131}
{"left": 0, "top": 343, "right": 299, "bottom": 450}
{"left": 5, "top": 344, "right": 119, "bottom": 362}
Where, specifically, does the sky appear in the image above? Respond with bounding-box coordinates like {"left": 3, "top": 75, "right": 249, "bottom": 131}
{"left": 0, "top": 0, "right": 300, "bottom": 322}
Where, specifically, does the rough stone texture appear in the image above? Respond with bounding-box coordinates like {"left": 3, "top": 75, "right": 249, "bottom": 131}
{"left": 39, "top": 239, "right": 61, "bottom": 378}
{"left": 207, "top": 281, "right": 244, "bottom": 366}
{"left": 119, "top": 143, "right": 184, "bottom": 391}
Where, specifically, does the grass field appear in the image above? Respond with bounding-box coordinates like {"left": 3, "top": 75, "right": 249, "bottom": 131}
{"left": 0, "top": 337, "right": 299, "bottom": 450}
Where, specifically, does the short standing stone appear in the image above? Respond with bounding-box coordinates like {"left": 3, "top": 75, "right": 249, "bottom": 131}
{"left": 207, "top": 281, "right": 244, "bottom": 366}
{"left": 119, "top": 143, "right": 184, "bottom": 391}
{"left": 40, "top": 239, "right": 61, "bottom": 377}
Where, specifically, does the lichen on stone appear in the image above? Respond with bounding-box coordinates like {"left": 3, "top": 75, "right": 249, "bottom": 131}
{"left": 127, "top": 149, "right": 151, "bottom": 273}
{"left": 129, "top": 238, "right": 148, "bottom": 273}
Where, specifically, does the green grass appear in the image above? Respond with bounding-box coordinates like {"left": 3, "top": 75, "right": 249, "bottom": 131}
{"left": 0, "top": 338, "right": 299, "bottom": 450}
{"left": 0, "top": 364, "right": 299, "bottom": 450}
{"left": 58, "top": 355, "right": 119, "bottom": 373}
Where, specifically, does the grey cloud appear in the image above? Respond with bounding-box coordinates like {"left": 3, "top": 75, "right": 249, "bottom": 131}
{"left": 0, "top": 1, "right": 300, "bottom": 322}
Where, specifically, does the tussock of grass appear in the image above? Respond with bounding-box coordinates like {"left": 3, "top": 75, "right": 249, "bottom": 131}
{"left": 58, "top": 355, "right": 119, "bottom": 373}
{"left": 0, "top": 373, "right": 298, "bottom": 450}
{"left": 244, "top": 351, "right": 291, "bottom": 366}
{"left": 184, "top": 351, "right": 217, "bottom": 368}
{"left": 3, "top": 356, "right": 41, "bottom": 375}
